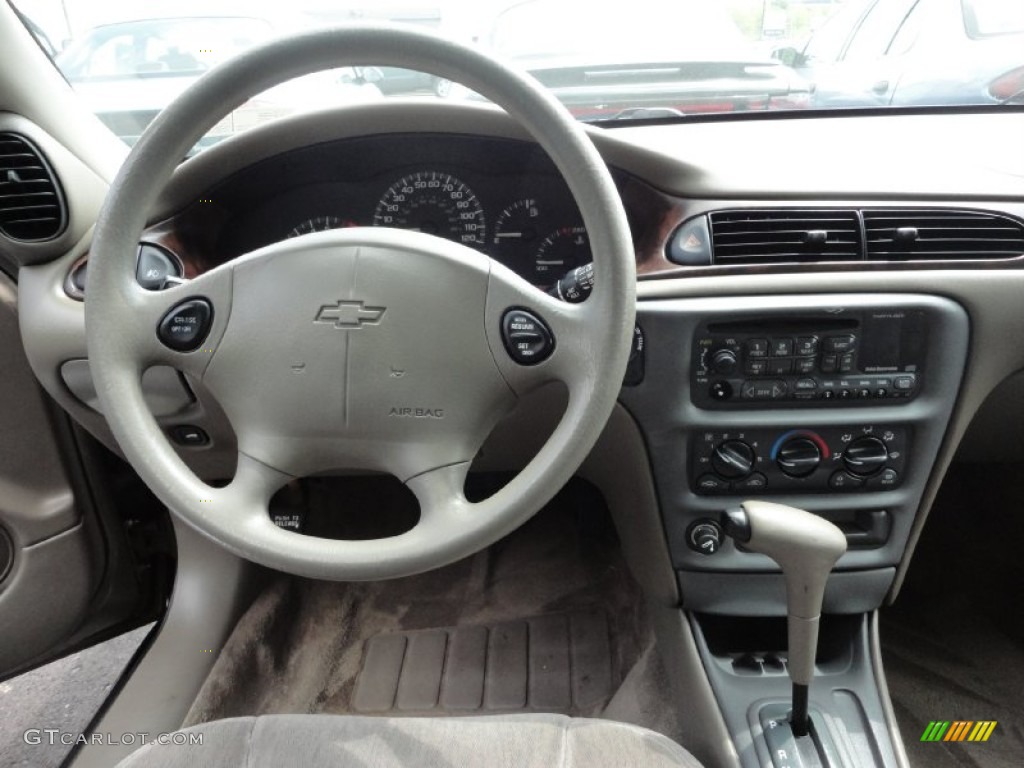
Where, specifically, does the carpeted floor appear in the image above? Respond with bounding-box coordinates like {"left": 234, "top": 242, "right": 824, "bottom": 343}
{"left": 183, "top": 481, "right": 680, "bottom": 741}
{"left": 880, "top": 463, "right": 1024, "bottom": 768}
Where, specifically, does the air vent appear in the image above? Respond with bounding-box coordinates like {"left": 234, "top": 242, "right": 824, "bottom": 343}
{"left": 864, "top": 210, "right": 1024, "bottom": 260}
{"left": 0, "top": 132, "right": 66, "bottom": 241}
{"left": 709, "top": 209, "right": 861, "bottom": 265}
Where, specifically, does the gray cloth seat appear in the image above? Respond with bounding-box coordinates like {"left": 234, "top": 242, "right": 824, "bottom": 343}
{"left": 113, "top": 713, "right": 704, "bottom": 767}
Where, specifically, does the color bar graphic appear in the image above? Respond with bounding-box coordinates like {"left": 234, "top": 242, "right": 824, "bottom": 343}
{"left": 921, "top": 721, "right": 996, "bottom": 742}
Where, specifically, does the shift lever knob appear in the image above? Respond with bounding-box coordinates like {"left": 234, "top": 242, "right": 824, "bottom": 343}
{"left": 721, "top": 500, "right": 847, "bottom": 737}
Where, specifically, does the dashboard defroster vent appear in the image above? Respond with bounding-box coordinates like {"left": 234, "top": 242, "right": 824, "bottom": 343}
{"left": 863, "top": 210, "right": 1024, "bottom": 260}
{"left": 709, "top": 209, "right": 861, "bottom": 265}
{"left": 0, "top": 132, "right": 66, "bottom": 241}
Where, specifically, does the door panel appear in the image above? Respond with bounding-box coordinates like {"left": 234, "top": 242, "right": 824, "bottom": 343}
{"left": 0, "top": 270, "right": 161, "bottom": 679}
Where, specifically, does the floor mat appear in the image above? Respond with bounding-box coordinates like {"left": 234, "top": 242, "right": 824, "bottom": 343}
{"left": 183, "top": 489, "right": 651, "bottom": 728}
{"left": 880, "top": 464, "right": 1024, "bottom": 768}
{"left": 352, "top": 610, "right": 613, "bottom": 715}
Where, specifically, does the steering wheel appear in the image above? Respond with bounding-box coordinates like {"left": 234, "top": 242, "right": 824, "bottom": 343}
{"left": 85, "top": 26, "right": 636, "bottom": 581}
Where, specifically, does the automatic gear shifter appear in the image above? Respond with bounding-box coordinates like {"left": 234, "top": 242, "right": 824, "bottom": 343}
{"left": 721, "top": 500, "right": 847, "bottom": 737}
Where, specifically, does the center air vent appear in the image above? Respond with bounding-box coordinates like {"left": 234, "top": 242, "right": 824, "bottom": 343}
{"left": 0, "top": 132, "right": 66, "bottom": 242}
{"left": 709, "top": 209, "right": 861, "bottom": 265}
{"left": 863, "top": 209, "right": 1024, "bottom": 260}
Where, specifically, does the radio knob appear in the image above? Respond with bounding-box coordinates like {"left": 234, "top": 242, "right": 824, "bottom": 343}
{"left": 776, "top": 437, "right": 822, "bottom": 478}
{"left": 711, "top": 349, "right": 739, "bottom": 375}
{"left": 712, "top": 440, "right": 755, "bottom": 479}
{"left": 843, "top": 436, "right": 889, "bottom": 477}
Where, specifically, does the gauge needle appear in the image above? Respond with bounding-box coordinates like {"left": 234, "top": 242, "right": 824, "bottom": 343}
{"left": 495, "top": 232, "right": 524, "bottom": 239}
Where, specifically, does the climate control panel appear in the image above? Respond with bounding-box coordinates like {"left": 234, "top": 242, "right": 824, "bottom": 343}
{"left": 692, "top": 425, "right": 908, "bottom": 495}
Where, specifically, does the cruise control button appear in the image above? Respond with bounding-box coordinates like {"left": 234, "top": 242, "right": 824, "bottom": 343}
{"left": 158, "top": 299, "right": 213, "bottom": 352}
{"left": 501, "top": 309, "right": 554, "bottom": 365}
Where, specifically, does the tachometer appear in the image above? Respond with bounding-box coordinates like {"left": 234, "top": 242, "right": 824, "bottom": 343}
{"left": 373, "top": 172, "right": 486, "bottom": 248}
{"left": 534, "top": 226, "right": 590, "bottom": 282}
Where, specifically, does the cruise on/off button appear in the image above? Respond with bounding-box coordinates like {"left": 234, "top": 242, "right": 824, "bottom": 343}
{"left": 158, "top": 299, "right": 213, "bottom": 352}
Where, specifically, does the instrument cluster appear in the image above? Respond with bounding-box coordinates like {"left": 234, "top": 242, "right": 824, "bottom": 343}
{"left": 218, "top": 136, "right": 596, "bottom": 288}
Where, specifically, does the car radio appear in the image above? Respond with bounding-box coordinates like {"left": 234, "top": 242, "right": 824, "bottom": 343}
{"left": 691, "top": 308, "right": 927, "bottom": 409}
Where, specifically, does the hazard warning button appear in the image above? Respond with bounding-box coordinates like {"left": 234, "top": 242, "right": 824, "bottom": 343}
{"left": 667, "top": 215, "right": 713, "bottom": 266}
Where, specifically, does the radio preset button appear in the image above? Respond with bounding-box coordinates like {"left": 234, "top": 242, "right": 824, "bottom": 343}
{"left": 747, "top": 339, "right": 769, "bottom": 358}
{"left": 796, "top": 336, "right": 819, "bottom": 356}
{"left": 770, "top": 338, "right": 793, "bottom": 357}
{"left": 795, "top": 358, "right": 816, "bottom": 374}
{"left": 839, "top": 354, "right": 855, "bottom": 373}
{"left": 821, "top": 354, "right": 838, "bottom": 373}
{"left": 768, "top": 359, "right": 793, "bottom": 375}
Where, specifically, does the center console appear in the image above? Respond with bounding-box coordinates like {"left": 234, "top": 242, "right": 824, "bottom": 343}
{"left": 619, "top": 293, "right": 969, "bottom": 768}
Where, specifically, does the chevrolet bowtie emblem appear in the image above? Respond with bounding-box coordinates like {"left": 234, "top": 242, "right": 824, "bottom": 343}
{"left": 314, "top": 300, "right": 386, "bottom": 329}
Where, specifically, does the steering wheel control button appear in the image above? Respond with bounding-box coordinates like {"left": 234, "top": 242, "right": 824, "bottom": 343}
{"left": 170, "top": 425, "right": 210, "bottom": 447}
{"left": 136, "top": 244, "right": 183, "bottom": 290}
{"left": 501, "top": 309, "right": 554, "bottom": 365}
{"left": 158, "top": 299, "right": 213, "bottom": 352}
{"left": 687, "top": 520, "right": 724, "bottom": 555}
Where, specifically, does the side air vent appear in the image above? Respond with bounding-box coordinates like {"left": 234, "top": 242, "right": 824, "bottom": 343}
{"left": 709, "top": 209, "right": 861, "bottom": 265}
{"left": 864, "top": 209, "right": 1024, "bottom": 260}
{"left": 0, "top": 132, "right": 66, "bottom": 241}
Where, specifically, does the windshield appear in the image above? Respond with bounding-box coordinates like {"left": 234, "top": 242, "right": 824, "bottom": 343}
{"left": 10, "top": 0, "right": 1024, "bottom": 150}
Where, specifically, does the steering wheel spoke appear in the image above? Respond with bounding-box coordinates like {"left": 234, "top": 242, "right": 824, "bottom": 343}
{"left": 485, "top": 268, "right": 603, "bottom": 395}
{"left": 117, "top": 265, "right": 234, "bottom": 379}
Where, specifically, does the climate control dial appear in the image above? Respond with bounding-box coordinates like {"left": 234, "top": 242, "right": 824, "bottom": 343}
{"left": 711, "top": 440, "right": 755, "bottom": 479}
{"left": 776, "top": 437, "right": 822, "bottom": 478}
{"left": 843, "top": 436, "right": 889, "bottom": 476}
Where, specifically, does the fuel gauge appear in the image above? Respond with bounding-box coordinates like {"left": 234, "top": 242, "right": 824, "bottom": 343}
{"left": 493, "top": 199, "right": 543, "bottom": 249}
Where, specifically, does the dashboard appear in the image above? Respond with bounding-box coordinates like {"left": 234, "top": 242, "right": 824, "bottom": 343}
{"left": 136, "top": 133, "right": 672, "bottom": 291}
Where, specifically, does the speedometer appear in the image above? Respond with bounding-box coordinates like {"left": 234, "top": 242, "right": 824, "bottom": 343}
{"left": 373, "top": 172, "right": 486, "bottom": 248}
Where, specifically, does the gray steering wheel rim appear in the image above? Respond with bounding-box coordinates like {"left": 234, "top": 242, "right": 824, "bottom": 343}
{"left": 85, "top": 25, "right": 636, "bottom": 581}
